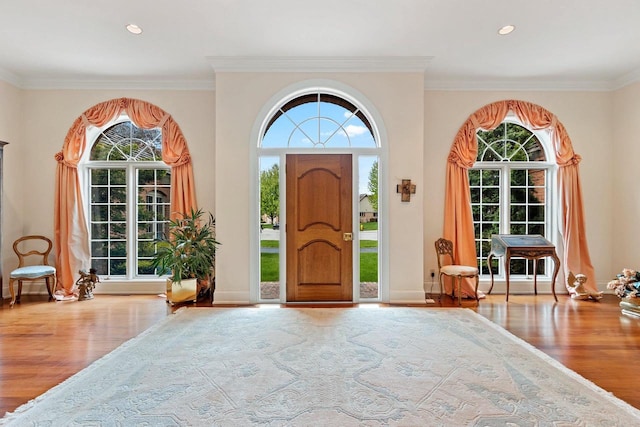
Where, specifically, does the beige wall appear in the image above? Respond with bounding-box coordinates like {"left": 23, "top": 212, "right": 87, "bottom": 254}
{"left": 0, "top": 87, "right": 215, "bottom": 294}
{"left": 0, "top": 74, "right": 632, "bottom": 299}
{"left": 0, "top": 80, "right": 24, "bottom": 289}
{"left": 424, "top": 90, "right": 614, "bottom": 292}
{"left": 613, "top": 82, "right": 640, "bottom": 272}
{"left": 214, "top": 72, "right": 425, "bottom": 304}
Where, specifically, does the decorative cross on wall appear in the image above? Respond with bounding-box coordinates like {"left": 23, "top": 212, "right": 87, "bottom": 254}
{"left": 396, "top": 179, "right": 416, "bottom": 202}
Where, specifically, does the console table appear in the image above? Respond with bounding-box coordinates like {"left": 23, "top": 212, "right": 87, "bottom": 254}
{"left": 487, "top": 234, "right": 560, "bottom": 302}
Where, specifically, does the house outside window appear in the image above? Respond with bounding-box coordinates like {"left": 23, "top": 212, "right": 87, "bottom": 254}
{"left": 470, "top": 121, "right": 553, "bottom": 278}
{"left": 83, "top": 119, "right": 171, "bottom": 279}
{"left": 359, "top": 194, "right": 377, "bottom": 223}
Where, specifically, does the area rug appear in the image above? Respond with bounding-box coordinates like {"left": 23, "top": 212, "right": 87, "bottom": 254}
{"left": 2, "top": 308, "right": 639, "bottom": 426}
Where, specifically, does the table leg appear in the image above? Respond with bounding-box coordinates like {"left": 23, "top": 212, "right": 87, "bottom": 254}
{"left": 550, "top": 253, "right": 560, "bottom": 302}
{"left": 487, "top": 253, "right": 495, "bottom": 294}
{"left": 533, "top": 258, "right": 538, "bottom": 295}
{"left": 505, "top": 255, "right": 510, "bottom": 302}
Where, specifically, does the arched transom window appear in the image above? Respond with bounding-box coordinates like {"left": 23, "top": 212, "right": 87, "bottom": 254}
{"left": 470, "top": 121, "right": 552, "bottom": 277}
{"left": 261, "top": 92, "right": 377, "bottom": 148}
{"left": 91, "top": 121, "right": 163, "bottom": 161}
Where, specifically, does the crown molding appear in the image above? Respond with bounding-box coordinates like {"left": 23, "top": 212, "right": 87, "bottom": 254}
{"left": 1, "top": 61, "right": 638, "bottom": 92}
{"left": 19, "top": 77, "right": 216, "bottom": 91}
{"left": 0, "top": 66, "right": 24, "bottom": 88}
{"left": 611, "top": 67, "right": 640, "bottom": 91}
{"left": 424, "top": 77, "right": 618, "bottom": 92}
{"left": 0, "top": 74, "right": 215, "bottom": 91}
{"left": 207, "top": 56, "right": 433, "bottom": 73}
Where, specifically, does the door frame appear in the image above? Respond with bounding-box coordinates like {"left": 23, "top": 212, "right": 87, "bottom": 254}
{"left": 254, "top": 149, "right": 386, "bottom": 303}
{"left": 249, "top": 80, "right": 389, "bottom": 304}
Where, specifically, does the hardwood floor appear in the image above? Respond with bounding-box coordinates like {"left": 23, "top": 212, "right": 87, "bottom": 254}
{"left": 1, "top": 293, "right": 639, "bottom": 416}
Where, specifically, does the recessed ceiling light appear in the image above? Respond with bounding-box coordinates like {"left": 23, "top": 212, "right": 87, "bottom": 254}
{"left": 498, "top": 25, "right": 515, "bottom": 35}
{"left": 126, "top": 24, "right": 143, "bottom": 35}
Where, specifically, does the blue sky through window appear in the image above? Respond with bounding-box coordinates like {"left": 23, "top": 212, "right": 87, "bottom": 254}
{"left": 260, "top": 96, "right": 378, "bottom": 194}
{"left": 262, "top": 102, "right": 376, "bottom": 149}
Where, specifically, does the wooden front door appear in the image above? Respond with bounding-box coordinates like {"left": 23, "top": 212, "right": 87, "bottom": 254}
{"left": 286, "top": 154, "right": 353, "bottom": 302}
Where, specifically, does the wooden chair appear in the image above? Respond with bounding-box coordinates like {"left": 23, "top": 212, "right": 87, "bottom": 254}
{"left": 434, "top": 238, "right": 479, "bottom": 305}
{"left": 9, "top": 235, "right": 57, "bottom": 306}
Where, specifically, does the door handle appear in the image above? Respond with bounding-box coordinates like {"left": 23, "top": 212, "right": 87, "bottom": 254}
{"left": 343, "top": 232, "right": 353, "bottom": 241}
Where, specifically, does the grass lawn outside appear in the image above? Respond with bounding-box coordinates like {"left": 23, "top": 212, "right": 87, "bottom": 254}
{"left": 360, "top": 222, "right": 378, "bottom": 231}
{"left": 261, "top": 240, "right": 377, "bottom": 249}
{"left": 360, "top": 253, "right": 378, "bottom": 282}
{"left": 260, "top": 242, "right": 378, "bottom": 282}
{"left": 260, "top": 253, "right": 279, "bottom": 282}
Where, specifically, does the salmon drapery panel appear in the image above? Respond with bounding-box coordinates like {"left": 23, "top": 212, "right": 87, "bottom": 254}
{"left": 54, "top": 98, "right": 198, "bottom": 294}
{"left": 443, "top": 100, "right": 596, "bottom": 296}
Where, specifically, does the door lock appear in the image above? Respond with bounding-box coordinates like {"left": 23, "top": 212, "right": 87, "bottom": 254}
{"left": 343, "top": 232, "right": 353, "bottom": 241}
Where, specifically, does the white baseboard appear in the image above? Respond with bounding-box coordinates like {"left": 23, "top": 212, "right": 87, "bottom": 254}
{"left": 93, "top": 280, "right": 165, "bottom": 294}
{"left": 213, "top": 290, "right": 252, "bottom": 305}
{"left": 389, "top": 289, "right": 428, "bottom": 304}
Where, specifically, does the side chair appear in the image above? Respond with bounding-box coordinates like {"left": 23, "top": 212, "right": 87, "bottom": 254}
{"left": 9, "top": 235, "right": 57, "bottom": 306}
{"left": 434, "top": 237, "right": 479, "bottom": 305}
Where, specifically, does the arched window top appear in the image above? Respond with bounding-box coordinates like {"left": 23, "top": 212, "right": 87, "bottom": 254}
{"left": 261, "top": 91, "right": 377, "bottom": 149}
{"left": 90, "top": 121, "right": 162, "bottom": 161}
{"left": 476, "top": 122, "right": 546, "bottom": 162}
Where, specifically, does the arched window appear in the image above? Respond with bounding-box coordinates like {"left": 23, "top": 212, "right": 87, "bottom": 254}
{"left": 83, "top": 119, "right": 171, "bottom": 278}
{"left": 444, "top": 99, "right": 595, "bottom": 298}
{"left": 470, "top": 121, "right": 553, "bottom": 276}
{"left": 261, "top": 92, "right": 377, "bottom": 148}
{"left": 256, "top": 88, "right": 381, "bottom": 301}
{"left": 56, "top": 97, "right": 196, "bottom": 295}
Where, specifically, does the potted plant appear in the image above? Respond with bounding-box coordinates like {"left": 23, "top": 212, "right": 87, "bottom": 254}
{"left": 151, "top": 208, "right": 220, "bottom": 304}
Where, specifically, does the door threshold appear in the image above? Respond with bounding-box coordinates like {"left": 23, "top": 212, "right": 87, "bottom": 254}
{"left": 283, "top": 301, "right": 356, "bottom": 308}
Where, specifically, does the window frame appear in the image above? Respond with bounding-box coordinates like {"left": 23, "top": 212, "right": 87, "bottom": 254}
{"left": 471, "top": 119, "right": 557, "bottom": 280}
{"left": 256, "top": 87, "right": 384, "bottom": 303}
{"left": 81, "top": 117, "right": 170, "bottom": 281}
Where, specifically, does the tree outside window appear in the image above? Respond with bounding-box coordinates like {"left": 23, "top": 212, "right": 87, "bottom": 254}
{"left": 471, "top": 122, "right": 551, "bottom": 277}
{"left": 260, "top": 164, "right": 279, "bottom": 226}
{"left": 86, "top": 119, "right": 170, "bottom": 278}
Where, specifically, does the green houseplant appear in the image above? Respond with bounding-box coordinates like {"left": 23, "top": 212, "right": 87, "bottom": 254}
{"left": 151, "top": 208, "right": 220, "bottom": 304}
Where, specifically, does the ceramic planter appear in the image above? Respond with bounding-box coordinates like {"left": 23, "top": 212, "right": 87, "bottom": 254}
{"left": 166, "top": 277, "right": 198, "bottom": 304}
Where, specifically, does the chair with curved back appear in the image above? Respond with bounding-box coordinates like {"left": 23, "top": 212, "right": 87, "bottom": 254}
{"left": 9, "top": 235, "right": 57, "bottom": 306}
{"left": 434, "top": 237, "right": 479, "bottom": 305}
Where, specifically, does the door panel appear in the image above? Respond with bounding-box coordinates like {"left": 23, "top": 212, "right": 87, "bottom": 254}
{"left": 286, "top": 154, "right": 352, "bottom": 302}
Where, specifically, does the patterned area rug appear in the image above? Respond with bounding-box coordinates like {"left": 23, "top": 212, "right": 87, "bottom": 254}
{"left": 3, "top": 307, "right": 639, "bottom": 426}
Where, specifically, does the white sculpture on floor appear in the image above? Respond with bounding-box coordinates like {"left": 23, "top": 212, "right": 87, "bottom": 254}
{"left": 568, "top": 272, "right": 603, "bottom": 301}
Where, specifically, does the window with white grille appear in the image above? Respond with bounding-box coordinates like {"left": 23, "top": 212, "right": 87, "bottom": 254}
{"left": 85, "top": 120, "right": 171, "bottom": 278}
{"left": 471, "top": 121, "right": 553, "bottom": 277}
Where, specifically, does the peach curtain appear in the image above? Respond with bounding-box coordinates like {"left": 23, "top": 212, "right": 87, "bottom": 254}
{"left": 54, "top": 98, "right": 198, "bottom": 294}
{"left": 443, "top": 99, "right": 596, "bottom": 296}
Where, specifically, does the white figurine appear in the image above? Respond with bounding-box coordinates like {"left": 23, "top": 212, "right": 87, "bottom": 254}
{"left": 571, "top": 273, "right": 603, "bottom": 301}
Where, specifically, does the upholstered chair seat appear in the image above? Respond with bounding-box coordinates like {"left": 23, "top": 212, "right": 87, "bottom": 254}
{"left": 11, "top": 265, "right": 56, "bottom": 280}
{"left": 440, "top": 265, "right": 478, "bottom": 277}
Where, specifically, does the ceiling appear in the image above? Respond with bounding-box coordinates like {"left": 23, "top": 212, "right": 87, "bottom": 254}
{"left": 1, "top": 0, "right": 639, "bottom": 90}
